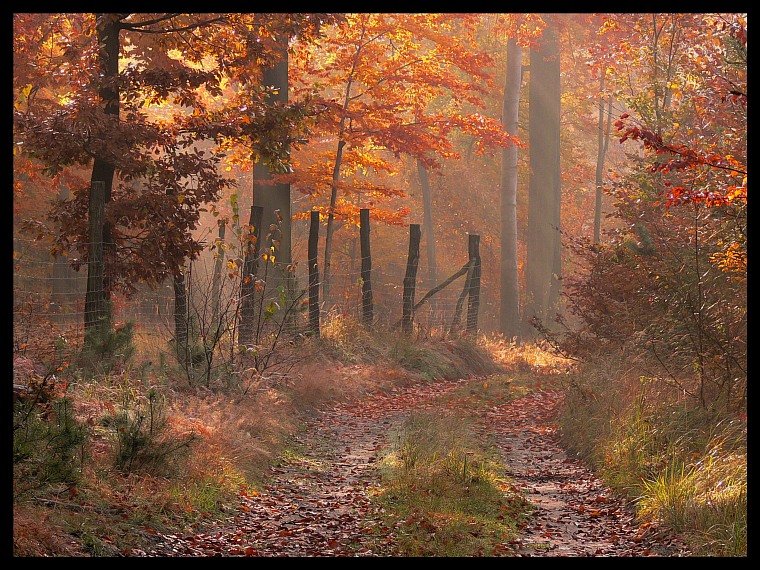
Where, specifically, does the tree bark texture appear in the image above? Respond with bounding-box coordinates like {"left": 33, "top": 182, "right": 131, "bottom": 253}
{"left": 238, "top": 206, "right": 263, "bottom": 347}
{"left": 308, "top": 210, "right": 320, "bottom": 336}
{"left": 85, "top": 181, "right": 107, "bottom": 337}
{"left": 499, "top": 37, "right": 522, "bottom": 341}
{"left": 86, "top": 14, "right": 120, "bottom": 330}
{"left": 418, "top": 161, "right": 438, "bottom": 296}
{"left": 594, "top": 79, "right": 612, "bottom": 244}
{"left": 173, "top": 271, "right": 188, "bottom": 351}
{"left": 253, "top": 36, "right": 292, "bottom": 303}
{"left": 211, "top": 220, "right": 226, "bottom": 327}
{"left": 525, "top": 20, "right": 562, "bottom": 336}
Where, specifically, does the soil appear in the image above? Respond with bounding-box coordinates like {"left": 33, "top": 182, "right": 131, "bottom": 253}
{"left": 130, "top": 377, "right": 692, "bottom": 557}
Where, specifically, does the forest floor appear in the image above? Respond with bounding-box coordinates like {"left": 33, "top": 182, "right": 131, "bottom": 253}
{"left": 128, "top": 374, "right": 692, "bottom": 558}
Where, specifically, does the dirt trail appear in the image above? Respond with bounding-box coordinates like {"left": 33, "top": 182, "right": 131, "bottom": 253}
{"left": 132, "top": 378, "right": 690, "bottom": 557}
{"left": 478, "top": 389, "right": 690, "bottom": 556}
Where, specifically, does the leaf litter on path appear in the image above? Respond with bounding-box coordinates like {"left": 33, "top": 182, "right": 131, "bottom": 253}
{"left": 130, "top": 379, "right": 691, "bottom": 557}
{"left": 477, "top": 388, "right": 691, "bottom": 557}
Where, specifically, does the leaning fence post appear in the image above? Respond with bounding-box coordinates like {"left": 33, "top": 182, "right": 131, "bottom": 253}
{"left": 360, "top": 208, "right": 373, "bottom": 326}
{"left": 402, "top": 224, "right": 421, "bottom": 334}
{"left": 308, "top": 210, "right": 320, "bottom": 336}
{"left": 466, "top": 234, "right": 481, "bottom": 334}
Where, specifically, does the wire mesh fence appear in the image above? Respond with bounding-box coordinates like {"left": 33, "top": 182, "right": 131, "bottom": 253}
{"left": 13, "top": 231, "right": 492, "bottom": 369}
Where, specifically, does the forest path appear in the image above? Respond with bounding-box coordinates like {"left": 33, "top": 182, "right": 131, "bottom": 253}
{"left": 133, "top": 377, "right": 691, "bottom": 557}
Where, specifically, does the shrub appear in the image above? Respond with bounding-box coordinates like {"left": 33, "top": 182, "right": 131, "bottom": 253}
{"left": 100, "top": 386, "right": 195, "bottom": 475}
{"left": 14, "top": 392, "right": 88, "bottom": 498}
{"left": 80, "top": 320, "right": 136, "bottom": 375}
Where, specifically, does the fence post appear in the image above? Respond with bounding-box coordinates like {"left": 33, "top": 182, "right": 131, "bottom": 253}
{"left": 466, "top": 233, "right": 481, "bottom": 334}
{"left": 85, "top": 180, "right": 106, "bottom": 337}
{"left": 402, "top": 224, "right": 421, "bottom": 334}
{"left": 238, "top": 205, "right": 263, "bottom": 346}
{"left": 308, "top": 210, "right": 320, "bottom": 336}
{"left": 360, "top": 208, "right": 373, "bottom": 326}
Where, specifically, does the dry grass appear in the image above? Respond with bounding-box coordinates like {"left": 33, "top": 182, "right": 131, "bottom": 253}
{"left": 14, "top": 316, "right": 569, "bottom": 556}
{"left": 557, "top": 349, "right": 747, "bottom": 557}
{"left": 13, "top": 503, "right": 89, "bottom": 557}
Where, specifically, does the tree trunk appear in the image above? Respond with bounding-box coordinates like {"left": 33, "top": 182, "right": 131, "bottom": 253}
{"left": 211, "top": 220, "right": 226, "bottom": 327}
{"left": 238, "top": 206, "right": 263, "bottom": 347}
{"left": 85, "top": 181, "right": 107, "bottom": 339}
{"left": 85, "top": 14, "right": 120, "bottom": 333}
{"left": 499, "top": 37, "right": 522, "bottom": 342}
{"left": 308, "top": 210, "right": 320, "bottom": 336}
{"left": 524, "top": 19, "right": 562, "bottom": 337}
{"left": 323, "top": 21, "right": 365, "bottom": 311}
{"left": 173, "top": 270, "right": 188, "bottom": 356}
{"left": 594, "top": 79, "right": 612, "bottom": 244}
{"left": 418, "top": 161, "right": 437, "bottom": 301}
{"left": 253, "top": 36, "right": 291, "bottom": 298}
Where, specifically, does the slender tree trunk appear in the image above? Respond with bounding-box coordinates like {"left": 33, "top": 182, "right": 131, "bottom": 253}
{"left": 238, "top": 206, "right": 263, "bottom": 347}
{"left": 211, "top": 220, "right": 226, "bottom": 327}
{"left": 594, "top": 82, "right": 612, "bottom": 244}
{"left": 524, "top": 19, "right": 561, "bottom": 337}
{"left": 323, "top": 21, "right": 365, "bottom": 311}
{"left": 307, "top": 210, "right": 320, "bottom": 336}
{"left": 359, "top": 208, "right": 373, "bottom": 326}
{"left": 499, "top": 37, "right": 522, "bottom": 342}
{"left": 402, "top": 224, "right": 421, "bottom": 334}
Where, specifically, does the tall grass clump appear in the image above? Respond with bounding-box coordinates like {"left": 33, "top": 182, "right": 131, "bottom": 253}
{"left": 557, "top": 351, "right": 747, "bottom": 556}
{"left": 636, "top": 419, "right": 746, "bottom": 556}
{"left": 372, "top": 410, "right": 528, "bottom": 557}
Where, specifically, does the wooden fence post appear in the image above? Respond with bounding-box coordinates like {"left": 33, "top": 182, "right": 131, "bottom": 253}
{"left": 238, "top": 205, "right": 263, "bottom": 346}
{"left": 466, "top": 234, "right": 481, "bottom": 334}
{"left": 360, "top": 208, "right": 373, "bottom": 326}
{"left": 402, "top": 224, "right": 421, "bottom": 334}
{"left": 85, "top": 181, "right": 106, "bottom": 336}
{"left": 308, "top": 210, "right": 320, "bottom": 336}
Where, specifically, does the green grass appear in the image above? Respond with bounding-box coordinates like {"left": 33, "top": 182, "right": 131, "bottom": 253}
{"left": 368, "top": 409, "right": 531, "bottom": 557}
{"left": 636, "top": 429, "right": 747, "bottom": 556}
{"left": 558, "top": 362, "right": 747, "bottom": 557}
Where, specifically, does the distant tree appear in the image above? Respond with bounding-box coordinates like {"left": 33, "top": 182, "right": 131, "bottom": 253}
{"left": 417, "top": 160, "right": 437, "bottom": 298}
{"left": 524, "top": 17, "right": 562, "bottom": 337}
{"left": 289, "top": 13, "right": 515, "bottom": 309}
{"left": 499, "top": 37, "right": 523, "bottom": 341}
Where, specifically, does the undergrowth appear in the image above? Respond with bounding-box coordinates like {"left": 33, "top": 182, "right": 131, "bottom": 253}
{"left": 558, "top": 351, "right": 747, "bottom": 556}
{"left": 12, "top": 315, "right": 510, "bottom": 557}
